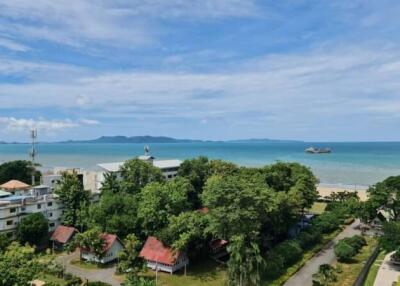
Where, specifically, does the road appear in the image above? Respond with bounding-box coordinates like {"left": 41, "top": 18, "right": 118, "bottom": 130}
{"left": 284, "top": 219, "right": 362, "bottom": 286}
{"left": 56, "top": 251, "right": 122, "bottom": 286}
{"left": 374, "top": 251, "right": 399, "bottom": 286}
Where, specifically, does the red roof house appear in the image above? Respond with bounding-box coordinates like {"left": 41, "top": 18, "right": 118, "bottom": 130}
{"left": 140, "top": 236, "right": 189, "bottom": 274}
{"left": 50, "top": 225, "right": 77, "bottom": 250}
{"left": 81, "top": 233, "right": 124, "bottom": 264}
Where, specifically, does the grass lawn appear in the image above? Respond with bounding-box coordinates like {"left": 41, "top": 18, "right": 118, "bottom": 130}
{"left": 141, "top": 259, "right": 227, "bottom": 286}
{"left": 70, "top": 258, "right": 110, "bottom": 270}
{"left": 37, "top": 274, "right": 68, "bottom": 285}
{"left": 331, "top": 237, "right": 378, "bottom": 286}
{"left": 264, "top": 227, "right": 343, "bottom": 286}
{"left": 308, "top": 202, "right": 327, "bottom": 214}
{"left": 363, "top": 249, "right": 386, "bottom": 286}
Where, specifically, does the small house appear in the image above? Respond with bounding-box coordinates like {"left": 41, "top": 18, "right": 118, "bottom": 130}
{"left": 50, "top": 225, "right": 77, "bottom": 250}
{"left": 0, "top": 180, "right": 30, "bottom": 195}
{"left": 140, "top": 236, "right": 189, "bottom": 274}
{"left": 81, "top": 233, "right": 124, "bottom": 264}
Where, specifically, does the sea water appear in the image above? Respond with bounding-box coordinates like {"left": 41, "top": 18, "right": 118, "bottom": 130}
{"left": 1, "top": 141, "right": 400, "bottom": 186}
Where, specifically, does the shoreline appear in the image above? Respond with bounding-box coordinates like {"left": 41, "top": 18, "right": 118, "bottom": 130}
{"left": 317, "top": 184, "right": 368, "bottom": 202}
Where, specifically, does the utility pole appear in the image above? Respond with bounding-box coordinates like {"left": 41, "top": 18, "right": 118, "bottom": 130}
{"left": 30, "top": 129, "right": 37, "bottom": 185}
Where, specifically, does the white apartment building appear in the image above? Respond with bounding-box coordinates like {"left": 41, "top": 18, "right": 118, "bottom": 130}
{"left": 0, "top": 183, "right": 63, "bottom": 237}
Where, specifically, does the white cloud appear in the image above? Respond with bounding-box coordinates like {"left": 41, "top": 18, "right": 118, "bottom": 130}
{"left": 0, "top": 37, "right": 30, "bottom": 52}
{"left": 0, "top": 0, "right": 258, "bottom": 49}
{"left": 0, "top": 117, "right": 99, "bottom": 133}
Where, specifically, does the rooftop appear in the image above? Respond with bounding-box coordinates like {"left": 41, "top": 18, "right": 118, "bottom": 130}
{"left": 0, "top": 180, "right": 30, "bottom": 190}
{"left": 50, "top": 225, "right": 77, "bottom": 244}
{"left": 139, "top": 236, "right": 181, "bottom": 265}
{"left": 98, "top": 159, "right": 182, "bottom": 172}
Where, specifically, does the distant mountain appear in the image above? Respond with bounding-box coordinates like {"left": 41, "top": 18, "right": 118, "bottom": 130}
{"left": 60, "top": 135, "right": 203, "bottom": 144}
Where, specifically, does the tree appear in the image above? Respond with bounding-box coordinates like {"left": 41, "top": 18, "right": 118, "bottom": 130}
{"left": 75, "top": 228, "right": 106, "bottom": 260}
{"left": 227, "top": 234, "right": 265, "bottom": 286}
{"left": 368, "top": 176, "right": 400, "bottom": 220}
{"left": 0, "top": 242, "right": 44, "bottom": 285}
{"left": 117, "top": 234, "right": 143, "bottom": 274}
{"left": 0, "top": 233, "right": 10, "bottom": 253}
{"left": 55, "top": 171, "right": 90, "bottom": 227}
{"left": 137, "top": 178, "right": 193, "bottom": 236}
{"left": 16, "top": 213, "right": 48, "bottom": 246}
{"left": 100, "top": 172, "right": 121, "bottom": 194}
{"left": 380, "top": 221, "right": 400, "bottom": 251}
{"left": 123, "top": 274, "right": 156, "bottom": 286}
{"left": 119, "top": 159, "right": 164, "bottom": 194}
{"left": 90, "top": 192, "right": 138, "bottom": 238}
{"left": 0, "top": 160, "right": 41, "bottom": 185}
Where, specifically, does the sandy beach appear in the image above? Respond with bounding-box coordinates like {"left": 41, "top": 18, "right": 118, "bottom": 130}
{"left": 317, "top": 185, "right": 368, "bottom": 202}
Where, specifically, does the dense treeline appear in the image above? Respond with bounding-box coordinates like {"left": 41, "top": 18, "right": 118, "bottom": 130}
{"left": 56, "top": 156, "right": 319, "bottom": 285}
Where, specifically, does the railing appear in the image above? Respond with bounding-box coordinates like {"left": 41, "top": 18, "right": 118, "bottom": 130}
{"left": 352, "top": 246, "right": 380, "bottom": 286}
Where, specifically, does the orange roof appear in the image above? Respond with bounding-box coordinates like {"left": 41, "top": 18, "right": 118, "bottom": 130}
{"left": 50, "top": 225, "right": 77, "bottom": 244}
{"left": 198, "top": 207, "right": 209, "bottom": 214}
{"left": 139, "top": 236, "right": 181, "bottom": 265}
{"left": 0, "top": 180, "right": 30, "bottom": 190}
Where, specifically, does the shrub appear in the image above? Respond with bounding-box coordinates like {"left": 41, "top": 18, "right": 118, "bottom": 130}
{"left": 334, "top": 241, "right": 356, "bottom": 262}
{"left": 274, "top": 240, "right": 303, "bottom": 266}
{"left": 345, "top": 235, "right": 366, "bottom": 251}
{"left": 313, "top": 212, "right": 339, "bottom": 234}
{"left": 88, "top": 282, "right": 112, "bottom": 286}
{"left": 297, "top": 229, "right": 322, "bottom": 249}
{"left": 264, "top": 252, "right": 285, "bottom": 278}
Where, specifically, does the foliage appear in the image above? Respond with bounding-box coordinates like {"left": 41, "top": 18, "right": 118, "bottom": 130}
{"left": 0, "top": 160, "right": 41, "bottom": 185}
{"left": 312, "top": 264, "right": 339, "bottom": 286}
{"left": 55, "top": 171, "right": 90, "bottom": 227}
{"left": 16, "top": 212, "right": 48, "bottom": 246}
{"left": 273, "top": 240, "right": 303, "bottom": 266}
{"left": 75, "top": 228, "right": 106, "bottom": 259}
{"left": 87, "top": 282, "right": 112, "bottom": 286}
{"left": 0, "top": 242, "right": 44, "bottom": 286}
{"left": 90, "top": 192, "right": 138, "bottom": 238}
{"left": 367, "top": 175, "right": 400, "bottom": 220}
{"left": 379, "top": 221, "right": 400, "bottom": 251}
{"left": 0, "top": 233, "right": 10, "bottom": 252}
{"left": 100, "top": 171, "right": 121, "bottom": 194}
{"left": 119, "top": 159, "right": 164, "bottom": 194}
{"left": 312, "top": 212, "right": 340, "bottom": 234}
{"left": 334, "top": 235, "right": 366, "bottom": 262}
{"left": 227, "top": 234, "right": 265, "bottom": 286}
{"left": 296, "top": 229, "right": 322, "bottom": 250}
{"left": 123, "top": 274, "right": 156, "bottom": 286}
{"left": 117, "top": 234, "right": 143, "bottom": 274}
{"left": 137, "top": 178, "right": 193, "bottom": 236}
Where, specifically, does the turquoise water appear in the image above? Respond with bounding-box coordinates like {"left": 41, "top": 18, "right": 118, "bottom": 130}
{"left": 1, "top": 142, "right": 400, "bottom": 186}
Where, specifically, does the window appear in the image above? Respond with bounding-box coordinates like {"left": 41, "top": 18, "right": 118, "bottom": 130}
{"left": 9, "top": 208, "right": 16, "bottom": 213}
{"left": 47, "top": 202, "right": 53, "bottom": 207}
{"left": 37, "top": 204, "right": 42, "bottom": 209}
{"left": 49, "top": 212, "right": 53, "bottom": 217}
{"left": 21, "top": 207, "right": 26, "bottom": 211}
{"left": 49, "top": 222, "right": 55, "bottom": 227}
{"left": 6, "top": 220, "right": 13, "bottom": 226}
{"left": 167, "top": 174, "right": 172, "bottom": 179}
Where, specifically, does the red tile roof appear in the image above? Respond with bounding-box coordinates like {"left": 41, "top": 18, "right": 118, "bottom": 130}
{"left": 50, "top": 225, "right": 77, "bottom": 244}
{"left": 139, "top": 236, "right": 181, "bottom": 265}
{"left": 0, "top": 180, "right": 30, "bottom": 190}
{"left": 198, "top": 207, "right": 209, "bottom": 214}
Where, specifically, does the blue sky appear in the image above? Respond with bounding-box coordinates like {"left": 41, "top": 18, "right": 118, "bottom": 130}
{"left": 1, "top": 0, "right": 400, "bottom": 142}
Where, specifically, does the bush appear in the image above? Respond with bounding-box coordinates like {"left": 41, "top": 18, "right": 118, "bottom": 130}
{"left": 88, "top": 282, "right": 112, "bottom": 286}
{"left": 313, "top": 212, "right": 340, "bottom": 234}
{"left": 274, "top": 240, "right": 303, "bottom": 266}
{"left": 345, "top": 235, "right": 366, "bottom": 251}
{"left": 296, "top": 228, "right": 322, "bottom": 249}
{"left": 334, "top": 241, "right": 357, "bottom": 262}
{"left": 16, "top": 213, "right": 48, "bottom": 246}
{"left": 264, "top": 252, "right": 285, "bottom": 278}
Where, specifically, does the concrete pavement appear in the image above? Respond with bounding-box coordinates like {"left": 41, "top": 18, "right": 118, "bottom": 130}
{"left": 56, "top": 251, "right": 122, "bottom": 286}
{"left": 373, "top": 251, "right": 400, "bottom": 286}
{"left": 284, "top": 219, "right": 362, "bottom": 286}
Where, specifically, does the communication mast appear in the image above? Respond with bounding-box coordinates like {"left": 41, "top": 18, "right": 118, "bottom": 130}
{"left": 29, "top": 129, "right": 37, "bottom": 185}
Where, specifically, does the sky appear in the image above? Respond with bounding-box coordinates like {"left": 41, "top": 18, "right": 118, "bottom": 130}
{"left": 1, "top": 0, "right": 400, "bottom": 142}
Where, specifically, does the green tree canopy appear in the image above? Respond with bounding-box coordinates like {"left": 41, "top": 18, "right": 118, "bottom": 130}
{"left": 75, "top": 227, "right": 106, "bottom": 259}
{"left": 367, "top": 176, "right": 400, "bottom": 220}
{"left": 0, "top": 160, "right": 41, "bottom": 185}
{"left": 117, "top": 234, "right": 143, "bottom": 274}
{"left": 119, "top": 159, "right": 164, "bottom": 194}
{"left": 55, "top": 171, "right": 90, "bottom": 227}
{"left": 380, "top": 221, "right": 400, "bottom": 251}
{"left": 16, "top": 212, "right": 48, "bottom": 246}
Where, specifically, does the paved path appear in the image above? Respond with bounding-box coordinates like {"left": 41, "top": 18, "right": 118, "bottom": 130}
{"left": 374, "top": 251, "right": 400, "bottom": 286}
{"left": 56, "top": 251, "right": 122, "bottom": 286}
{"left": 284, "top": 219, "right": 362, "bottom": 286}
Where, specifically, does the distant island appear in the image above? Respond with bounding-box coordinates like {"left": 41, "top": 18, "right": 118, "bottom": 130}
{"left": 0, "top": 135, "right": 302, "bottom": 144}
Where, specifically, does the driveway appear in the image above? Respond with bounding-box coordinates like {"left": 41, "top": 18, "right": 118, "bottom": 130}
{"left": 284, "top": 219, "right": 362, "bottom": 286}
{"left": 374, "top": 251, "right": 400, "bottom": 286}
{"left": 56, "top": 251, "right": 122, "bottom": 286}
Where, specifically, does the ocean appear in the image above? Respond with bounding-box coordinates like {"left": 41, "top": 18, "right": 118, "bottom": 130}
{"left": 1, "top": 141, "right": 400, "bottom": 187}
